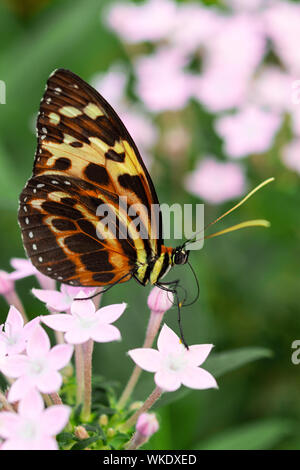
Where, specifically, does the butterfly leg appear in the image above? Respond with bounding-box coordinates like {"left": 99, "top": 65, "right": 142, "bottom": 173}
{"left": 155, "top": 280, "right": 189, "bottom": 349}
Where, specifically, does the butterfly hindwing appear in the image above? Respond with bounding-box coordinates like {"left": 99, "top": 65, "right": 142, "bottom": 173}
{"left": 19, "top": 172, "right": 136, "bottom": 286}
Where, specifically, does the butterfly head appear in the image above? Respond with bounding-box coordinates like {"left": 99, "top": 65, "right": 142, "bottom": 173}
{"left": 172, "top": 247, "right": 190, "bottom": 266}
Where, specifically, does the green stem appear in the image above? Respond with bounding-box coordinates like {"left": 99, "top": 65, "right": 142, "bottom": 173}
{"left": 75, "top": 344, "right": 84, "bottom": 405}
{"left": 122, "top": 386, "right": 163, "bottom": 431}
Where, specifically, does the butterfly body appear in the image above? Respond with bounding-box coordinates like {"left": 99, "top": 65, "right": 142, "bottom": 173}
{"left": 18, "top": 69, "right": 189, "bottom": 290}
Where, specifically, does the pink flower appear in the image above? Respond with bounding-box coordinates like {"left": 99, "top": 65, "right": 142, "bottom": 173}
{"left": 184, "top": 157, "right": 246, "bottom": 204}
{"left": 291, "top": 105, "right": 300, "bottom": 137}
{"left": 215, "top": 106, "right": 282, "bottom": 158}
{"left": 10, "top": 258, "right": 55, "bottom": 290}
{"left": 0, "top": 306, "right": 40, "bottom": 355}
{"left": 0, "top": 389, "right": 70, "bottom": 450}
{"left": 136, "top": 412, "right": 159, "bottom": 437}
{"left": 194, "top": 15, "right": 265, "bottom": 112}
{"left": 0, "top": 271, "right": 14, "bottom": 296}
{"left": 32, "top": 284, "right": 95, "bottom": 313}
{"left": 0, "top": 341, "right": 7, "bottom": 372}
{"left": 135, "top": 47, "right": 193, "bottom": 112}
{"left": 282, "top": 139, "right": 300, "bottom": 175}
{"left": 2, "top": 325, "right": 73, "bottom": 402}
{"left": 264, "top": 2, "right": 300, "bottom": 75}
{"left": 128, "top": 324, "right": 217, "bottom": 392}
{"left": 41, "top": 293, "right": 126, "bottom": 344}
{"left": 170, "top": 4, "right": 222, "bottom": 54}
{"left": 250, "top": 66, "right": 294, "bottom": 112}
{"left": 106, "top": 0, "right": 177, "bottom": 44}
{"left": 147, "top": 287, "right": 173, "bottom": 314}
{"left": 92, "top": 63, "right": 128, "bottom": 109}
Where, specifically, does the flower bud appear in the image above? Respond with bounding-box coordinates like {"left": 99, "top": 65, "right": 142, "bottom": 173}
{"left": 147, "top": 286, "right": 173, "bottom": 314}
{"left": 99, "top": 414, "right": 108, "bottom": 427}
{"left": 74, "top": 426, "right": 89, "bottom": 440}
{"left": 136, "top": 413, "right": 159, "bottom": 438}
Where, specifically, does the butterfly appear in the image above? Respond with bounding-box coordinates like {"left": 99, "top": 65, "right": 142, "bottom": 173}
{"left": 18, "top": 69, "right": 272, "bottom": 346}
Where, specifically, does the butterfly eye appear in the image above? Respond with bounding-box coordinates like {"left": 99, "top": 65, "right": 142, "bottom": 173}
{"left": 173, "top": 249, "right": 188, "bottom": 265}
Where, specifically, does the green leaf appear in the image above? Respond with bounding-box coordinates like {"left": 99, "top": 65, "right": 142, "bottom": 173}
{"left": 195, "top": 419, "right": 295, "bottom": 450}
{"left": 154, "top": 347, "right": 272, "bottom": 409}
{"left": 71, "top": 435, "right": 101, "bottom": 450}
{"left": 205, "top": 347, "right": 273, "bottom": 378}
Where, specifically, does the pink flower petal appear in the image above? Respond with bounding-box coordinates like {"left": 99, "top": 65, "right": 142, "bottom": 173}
{"left": 180, "top": 366, "right": 218, "bottom": 390}
{"left": 154, "top": 369, "right": 181, "bottom": 392}
{"left": 64, "top": 328, "right": 91, "bottom": 345}
{"left": 128, "top": 348, "right": 161, "bottom": 372}
{"left": 35, "top": 370, "right": 62, "bottom": 394}
{"left": 71, "top": 296, "right": 95, "bottom": 318}
{"left": 5, "top": 306, "right": 24, "bottom": 334}
{"left": 90, "top": 324, "right": 121, "bottom": 343}
{"left": 0, "top": 412, "right": 19, "bottom": 438}
{"left": 42, "top": 313, "right": 75, "bottom": 332}
{"left": 48, "top": 344, "right": 74, "bottom": 370}
{"left": 157, "top": 324, "right": 182, "bottom": 355}
{"left": 7, "top": 377, "right": 33, "bottom": 402}
{"left": 41, "top": 405, "right": 70, "bottom": 436}
{"left": 186, "top": 344, "right": 214, "bottom": 367}
{"left": 1, "top": 354, "right": 28, "bottom": 378}
{"left": 96, "top": 303, "right": 127, "bottom": 324}
{"left": 23, "top": 316, "right": 41, "bottom": 339}
{"left": 18, "top": 389, "right": 44, "bottom": 417}
{"left": 26, "top": 324, "right": 50, "bottom": 359}
{"left": 32, "top": 289, "right": 69, "bottom": 312}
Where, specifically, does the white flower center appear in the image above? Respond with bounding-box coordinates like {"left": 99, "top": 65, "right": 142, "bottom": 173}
{"left": 19, "top": 419, "right": 38, "bottom": 440}
{"left": 165, "top": 352, "right": 187, "bottom": 372}
{"left": 29, "top": 358, "right": 46, "bottom": 376}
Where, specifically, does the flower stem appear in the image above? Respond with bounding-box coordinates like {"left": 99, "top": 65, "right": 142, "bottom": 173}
{"left": 81, "top": 339, "right": 94, "bottom": 422}
{"left": 49, "top": 392, "right": 63, "bottom": 405}
{"left": 117, "top": 311, "right": 163, "bottom": 409}
{"left": 122, "top": 386, "right": 163, "bottom": 431}
{"left": 75, "top": 344, "right": 84, "bottom": 405}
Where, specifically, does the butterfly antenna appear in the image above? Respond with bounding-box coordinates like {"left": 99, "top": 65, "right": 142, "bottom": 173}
{"left": 183, "top": 177, "right": 274, "bottom": 248}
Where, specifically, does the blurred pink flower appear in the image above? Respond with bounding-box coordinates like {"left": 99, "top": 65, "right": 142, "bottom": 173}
{"left": 194, "top": 15, "right": 265, "bottom": 112}
{"left": 170, "top": 4, "right": 222, "bottom": 54}
{"left": 3, "top": 325, "right": 73, "bottom": 402}
{"left": 135, "top": 47, "right": 193, "bottom": 112}
{"left": 215, "top": 106, "right": 282, "bottom": 158}
{"left": 128, "top": 324, "right": 217, "bottom": 392}
{"left": 10, "top": 258, "right": 55, "bottom": 291}
{"left": 185, "top": 157, "right": 246, "bottom": 204}
{"left": 0, "top": 389, "right": 70, "bottom": 450}
{"left": 0, "top": 306, "right": 40, "bottom": 355}
{"left": 42, "top": 293, "right": 126, "bottom": 344}
{"left": 282, "top": 139, "right": 300, "bottom": 174}
{"left": 106, "top": 0, "right": 177, "bottom": 44}
{"left": 0, "top": 271, "right": 14, "bottom": 296}
{"left": 291, "top": 105, "right": 300, "bottom": 137}
{"left": 136, "top": 412, "right": 159, "bottom": 437}
{"left": 250, "top": 66, "right": 294, "bottom": 112}
{"left": 32, "top": 284, "right": 95, "bottom": 313}
{"left": 264, "top": 2, "right": 300, "bottom": 74}
{"left": 0, "top": 341, "right": 7, "bottom": 372}
{"left": 92, "top": 63, "right": 128, "bottom": 109}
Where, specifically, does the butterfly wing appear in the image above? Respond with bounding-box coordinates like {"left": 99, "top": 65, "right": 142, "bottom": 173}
{"left": 18, "top": 69, "right": 162, "bottom": 286}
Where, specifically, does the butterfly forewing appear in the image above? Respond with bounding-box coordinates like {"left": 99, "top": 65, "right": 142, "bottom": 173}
{"left": 18, "top": 69, "right": 163, "bottom": 286}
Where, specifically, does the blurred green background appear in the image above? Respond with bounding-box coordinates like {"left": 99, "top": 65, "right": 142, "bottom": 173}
{"left": 0, "top": 0, "right": 300, "bottom": 450}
